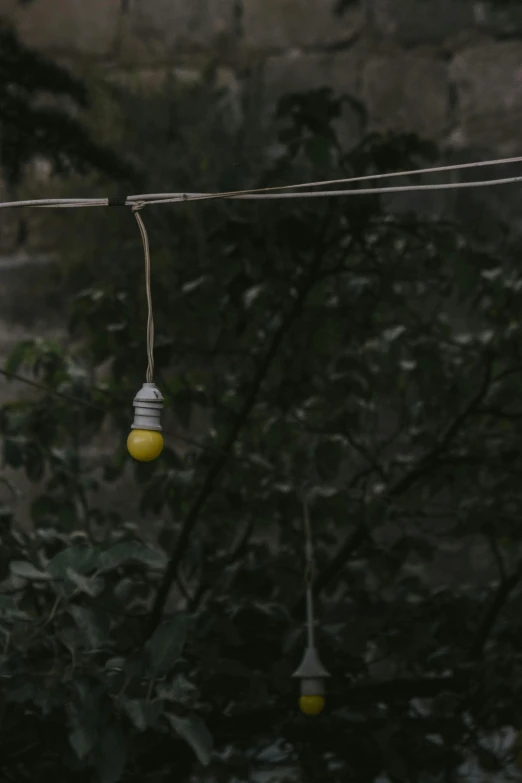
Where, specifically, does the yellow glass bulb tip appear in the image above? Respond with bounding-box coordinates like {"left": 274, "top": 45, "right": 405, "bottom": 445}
{"left": 299, "top": 695, "right": 325, "bottom": 716}
{"left": 127, "top": 429, "right": 164, "bottom": 462}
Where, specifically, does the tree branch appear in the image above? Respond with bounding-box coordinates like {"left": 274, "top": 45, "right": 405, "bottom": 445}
{"left": 306, "top": 358, "right": 494, "bottom": 608}
{"left": 188, "top": 517, "right": 256, "bottom": 612}
{"left": 293, "top": 523, "right": 369, "bottom": 618}
{"left": 467, "top": 560, "right": 522, "bottom": 661}
{"left": 345, "top": 673, "right": 464, "bottom": 705}
{"left": 147, "top": 255, "right": 328, "bottom": 636}
{"left": 387, "top": 358, "right": 493, "bottom": 499}
{"left": 486, "top": 534, "right": 507, "bottom": 583}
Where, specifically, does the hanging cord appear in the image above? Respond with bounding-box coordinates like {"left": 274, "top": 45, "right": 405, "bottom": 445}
{"left": 132, "top": 204, "right": 154, "bottom": 383}
{"left": 303, "top": 496, "right": 316, "bottom": 649}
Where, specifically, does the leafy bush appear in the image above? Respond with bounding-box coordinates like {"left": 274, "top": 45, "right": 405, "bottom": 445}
{"left": 2, "top": 72, "right": 522, "bottom": 782}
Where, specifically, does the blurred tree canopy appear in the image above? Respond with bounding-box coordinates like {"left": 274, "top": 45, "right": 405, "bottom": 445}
{"left": 1, "top": 32, "right": 522, "bottom": 783}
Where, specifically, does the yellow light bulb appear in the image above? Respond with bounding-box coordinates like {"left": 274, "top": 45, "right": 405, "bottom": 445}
{"left": 127, "top": 429, "right": 164, "bottom": 462}
{"left": 299, "top": 695, "right": 325, "bottom": 716}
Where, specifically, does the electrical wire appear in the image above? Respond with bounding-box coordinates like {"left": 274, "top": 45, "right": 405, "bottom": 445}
{"left": 0, "top": 155, "right": 521, "bottom": 210}
{"left": 0, "top": 198, "right": 108, "bottom": 209}
{"left": 142, "top": 174, "right": 522, "bottom": 205}
{"left": 134, "top": 154, "right": 522, "bottom": 205}
{"left": 132, "top": 205, "right": 155, "bottom": 383}
{"left": 302, "top": 496, "right": 316, "bottom": 649}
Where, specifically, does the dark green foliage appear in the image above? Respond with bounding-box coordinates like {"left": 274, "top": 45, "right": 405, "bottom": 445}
{"left": 0, "top": 22, "right": 133, "bottom": 185}
{"left": 2, "top": 73, "right": 522, "bottom": 783}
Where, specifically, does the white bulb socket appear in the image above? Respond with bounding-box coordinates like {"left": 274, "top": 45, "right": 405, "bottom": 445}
{"left": 131, "top": 382, "right": 164, "bottom": 432}
{"left": 292, "top": 646, "right": 330, "bottom": 680}
{"left": 293, "top": 646, "right": 330, "bottom": 696}
{"left": 301, "top": 677, "right": 325, "bottom": 696}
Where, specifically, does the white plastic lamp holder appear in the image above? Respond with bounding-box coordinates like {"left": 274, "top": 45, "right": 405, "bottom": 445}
{"left": 293, "top": 645, "right": 331, "bottom": 696}
{"left": 127, "top": 382, "right": 165, "bottom": 462}
{"left": 131, "top": 382, "right": 164, "bottom": 431}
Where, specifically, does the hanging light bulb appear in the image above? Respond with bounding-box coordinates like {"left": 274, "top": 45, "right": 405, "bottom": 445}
{"left": 293, "top": 496, "right": 331, "bottom": 716}
{"left": 127, "top": 382, "right": 164, "bottom": 462}
{"left": 293, "top": 644, "right": 330, "bottom": 716}
{"left": 127, "top": 207, "right": 164, "bottom": 463}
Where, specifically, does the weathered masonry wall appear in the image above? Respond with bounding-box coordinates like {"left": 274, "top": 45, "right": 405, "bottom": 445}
{"left": 1, "top": 0, "right": 522, "bottom": 155}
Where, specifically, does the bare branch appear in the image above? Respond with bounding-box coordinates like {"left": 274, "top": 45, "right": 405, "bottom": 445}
{"left": 467, "top": 560, "right": 522, "bottom": 661}
{"left": 147, "top": 229, "right": 332, "bottom": 637}
{"left": 308, "top": 358, "right": 495, "bottom": 606}
{"left": 486, "top": 535, "right": 508, "bottom": 583}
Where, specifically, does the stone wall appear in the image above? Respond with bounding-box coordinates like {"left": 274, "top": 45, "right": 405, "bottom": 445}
{"left": 1, "top": 0, "right": 522, "bottom": 155}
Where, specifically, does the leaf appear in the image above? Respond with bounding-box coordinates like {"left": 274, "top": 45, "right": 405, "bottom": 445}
{"left": 383, "top": 325, "right": 406, "bottom": 342}
{"left": 145, "top": 614, "right": 188, "bottom": 678}
{"left": 69, "top": 606, "right": 111, "bottom": 651}
{"left": 477, "top": 748, "right": 502, "bottom": 773}
{"left": 123, "top": 651, "right": 148, "bottom": 681}
{"left": 182, "top": 275, "right": 207, "bottom": 294}
{"left": 48, "top": 546, "right": 97, "bottom": 579}
{"left": 59, "top": 627, "right": 81, "bottom": 658}
{"left": 69, "top": 686, "right": 102, "bottom": 761}
{"left": 120, "top": 699, "right": 147, "bottom": 732}
{"left": 98, "top": 542, "right": 167, "bottom": 573}
{"left": 374, "top": 725, "right": 409, "bottom": 781}
{"left": 314, "top": 439, "right": 343, "bottom": 481}
{"left": 91, "top": 723, "right": 127, "bottom": 783}
{"left": 10, "top": 560, "right": 51, "bottom": 581}
{"left": 168, "top": 714, "right": 213, "bottom": 766}
{"left": 156, "top": 674, "right": 198, "bottom": 704}
{"left": 30, "top": 495, "right": 58, "bottom": 525}
{"left": 104, "top": 657, "right": 126, "bottom": 673}
{"left": 0, "top": 594, "right": 30, "bottom": 621}
{"left": 25, "top": 443, "right": 44, "bottom": 483}
{"left": 243, "top": 284, "right": 264, "bottom": 309}
{"left": 58, "top": 500, "right": 79, "bottom": 530}
{"left": 6, "top": 682, "right": 36, "bottom": 703}
{"left": 0, "top": 595, "right": 18, "bottom": 613}
{"left": 4, "top": 339, "right": 35, "bottom": 374}
{"left": 121, "top": 698, "right": 163, "bottom": 732}
{"left": 305, "top": 136, "right": 330, "bottom": 168}
{"left": 112, "top": 577, "right": 133, "bottom": 604}
{"left": 66, "top": 568, "right": 105, "bottom": 597}
{"left": 70, "top": 722, "right": 97, "bottom": 761}
{"left": 282, "top": 627, "right": 302, "bottom": 655}
{"left": 3, "top": 439, "right": 23, "bottom": 469}
{"left": 0, "top": 475, "right": 19, "bottom": 497}
{"left": 335, "top": 708, "right": 368, "bottom": 723}
{"left": 103, "top": 450, "right": 127, "bottom": 483}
